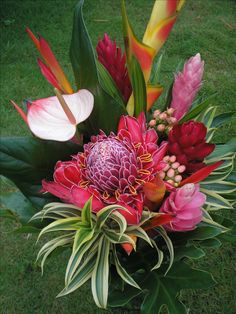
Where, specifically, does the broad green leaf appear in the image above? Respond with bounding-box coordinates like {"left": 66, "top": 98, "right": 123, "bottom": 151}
{"left": 70, "top": 0, "right": 127, "bottom": 136}
{"left": 179, "top": 94, "right": 217, "bottom": 123}
{"left": 175, "top": 245, "right": 205, "bottom": 260}
{"left": 0, "top": 137, "right": 81, "bottom": 209}
{"left": 130, "top": 56, "right": 147, "bottom": 117}
{"left": 211, "top": 111, "right": 236, "bottom": 128}
{"left": 91, "top": 236, "right": 110, "bottom": 308}
{"left": 0, "top": 179, "right": 36, "bottom": 225}
{"left": 207, "top": 139, "right": 236, "bottom": 159}
{"left": 113, "top": 247, "right": 141, "bottom": 290}
{"left": 200, "top": 238, "right": 222, "bottom": 248}
{"left": 141, "top": 262, "right": 215, "bottom": 314}
{"left": 96, "top": 61, "right": 125, "bottom": 107}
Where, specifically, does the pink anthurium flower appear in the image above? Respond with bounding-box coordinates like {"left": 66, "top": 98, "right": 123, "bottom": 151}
{"left": 11, "top": 89, "right": 94, "bottom": 142}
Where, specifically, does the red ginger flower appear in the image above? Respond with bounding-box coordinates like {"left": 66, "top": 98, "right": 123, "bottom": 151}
{"left": 168, "top": 121, "right": 215, "bottom": 173}
{"left": 42, "top": 113, "right": 167, "bottom": 225}
{"left": 96, "top": 33, "right": 132, "bottom": 103}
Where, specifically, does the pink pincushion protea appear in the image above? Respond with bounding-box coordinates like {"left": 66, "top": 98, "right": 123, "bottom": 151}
{"left": 160, "top": 183, "right": 206, "bottom": 231}
{"left": 43, "top": 113, "right": 167, "bottom": 224}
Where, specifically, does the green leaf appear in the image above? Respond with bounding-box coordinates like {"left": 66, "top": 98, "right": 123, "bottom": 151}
{"left": 0, "top": 137, "right": 81, "bottom": 209}
{"left": 57, "top": 249, "right": 97, "bottom": 297}
{"left": 130, "top": 56, "right": 147, "bottom": 117}
{"left": 96, "top": 61, "right": 125, "bottom": 107}
{"left": 95, "top": 204, "right": 127, "bottom": 231}
{"left": 200, "top": 238, "right": 222, "bottom": 248}
{"left": 91, "top": 236, "right": 110, "bottom": 308}
{"left": 211, "top": 111, "right": 236, "bottom": 128}
{"left": 175, "top": 245, "right": 205, "bottom": 260}
{"left": 179, "top": 94, "right": 217, "bottom": 123}
{"left": 0, "top": 179, "right": 36, "bottom": 225}
{"left": 81, "top": 198, "right": 93, "bottom": 228}
{"left": 207, "top": 139, "right": 236, "bottom": 159}
{"left": 141, "top": 262, "right": 216, "bottom": 314}
{"left": 113, "top": 247, "right": 141, "bottom": 290}
{"left": 70, "top": 0, "right": 127, "bottom": 136}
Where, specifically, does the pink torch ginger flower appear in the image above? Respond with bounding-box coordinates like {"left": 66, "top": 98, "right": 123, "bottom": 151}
{"left": 160, "top": 183, "right": 206, "bottom": 231}
{"left": 170, "top": 53, "right": 204, "bottom": 121}
{"left": 43, "top": 113, "right": 167, "bottom": 225}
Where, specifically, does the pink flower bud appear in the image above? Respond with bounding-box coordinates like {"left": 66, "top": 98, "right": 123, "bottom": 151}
{"left": 167, "top": 108, "right": 175, "bottom": 115}
{"left": 167, "top": 179, "right": 175, "bottom": 185}
{"left": 163, "top": 163, "right": 170, "bottom": 171}
{"left": 149, "top": 119, "right": 156, "bottom": 127}
{"left": 169, "top": 117, "right": 177, "bottom": 124}
{"left": 159, "top": 171, "right": 166, "bottom": 179}
{"left": 153, "top": 109, "right": 160, "bottom": 118}
{"left": 160, "top": 183, "right": 205, "bottom": 231}
{"left": 157, "top": 124, "right": 166, "bottom": 132}
{"left": 163, "top": 155, "right": 170, "bottom": 162}
{"left": 172, "top": 162, "right": 180, "bottom": 169}
{"left": 175, "top": 175, "right": 182, "bottom": 182}
{"left": 178, "top": 165, "right": 186, "bottom": 173}
{"left": 159, "top": 113, "right": 167, "bottom": 120}
{"left": 167, "top": 168, "right": 175, "bottom": 178}
{"left": 169, "top": 155, "right": 176, "bottom": 163}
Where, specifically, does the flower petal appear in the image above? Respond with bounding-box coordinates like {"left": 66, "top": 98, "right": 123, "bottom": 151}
{"left": 27, "top": 90, "right": 94, "bottom": 141}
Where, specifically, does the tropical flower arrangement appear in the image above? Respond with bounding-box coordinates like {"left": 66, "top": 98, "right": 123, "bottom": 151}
{"left": 1, "top": 0, "right": 236, "bottom": 313}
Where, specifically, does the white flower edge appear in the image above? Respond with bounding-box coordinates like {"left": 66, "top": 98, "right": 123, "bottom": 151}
{"left": 27, "top": 89, "right": 94, "bottom": 141}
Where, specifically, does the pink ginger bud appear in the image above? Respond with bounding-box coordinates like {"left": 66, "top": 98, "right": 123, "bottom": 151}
{"left": 160, "top": 183, "right": 205, "bottom": 231}
{"left": 157, "top": 124, "right": 166, "bottom": 132}
{"left": 149, "top": 119, "right": 156, "bottom": 127}
{"left": 170, "top": 53, "right": 204, "bottom": 121}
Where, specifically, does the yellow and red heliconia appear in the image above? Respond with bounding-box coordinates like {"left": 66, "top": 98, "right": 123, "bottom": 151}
{"left": 122, "top": 0, "right": 185, "bottom": 115}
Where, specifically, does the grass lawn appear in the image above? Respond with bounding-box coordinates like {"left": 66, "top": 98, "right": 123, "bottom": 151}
{"left": 1, "top": 0, "right": 236, "bottom": 313}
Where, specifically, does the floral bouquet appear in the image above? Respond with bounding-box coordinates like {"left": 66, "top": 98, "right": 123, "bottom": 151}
{"left": 1, "top": 0, "right": 236, "bottom": 313}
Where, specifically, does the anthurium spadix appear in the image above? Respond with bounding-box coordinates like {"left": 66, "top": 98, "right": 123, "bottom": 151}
{"left": 11, "top": 89, "right": 94, "bottom": 142}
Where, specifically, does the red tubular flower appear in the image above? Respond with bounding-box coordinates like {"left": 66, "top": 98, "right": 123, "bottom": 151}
{"left": 168, "top": 121, "right": 215, "bottom": 173}
{"left": 43, "top": 113, "right": 167, "bottom": 225}
{"left": 96, "top": 33, "right": 132, "bottom": 103}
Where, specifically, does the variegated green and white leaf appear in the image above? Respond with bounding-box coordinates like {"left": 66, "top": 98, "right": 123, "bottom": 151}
{"left": 202, "top": 217, "right": 229, "bottom": 233}
{"left": 57, "top": 249, "right": 97, "bottom": 297}
{"left": 95, "top": 204, "right": 128, "bottom": 230}
{"left": 155, "top": 226, "right": 174, "bottom": 275}
{"left": 150, "top": 239, "right": 164, "bottom": 271}
{"left": 73, "top": 227, "right": 94, "bottom": 253}
{"left": 65, "top": 233, "right": 100, "bottom": 285}
{"left": 37, "top": 217, "right": 81, "bottom": 241}
{"left": 110, "top": 211, "right": 127, "bottom": 235}
{"left": 81, "top": 198, "right": 93, "bottom": 228}
{"left": 113, "top": 246, "right": 141, "bottom": 290}
{"left": 127, "top": 226, "right": 153, "bottom": 247}
{"left": 91, "top": 236, "right": 110, "bottom": 309}
{"left": 200, "top": 181, "right": 236, "bottom": 194}
{"left": 201, "top": 188, "right": 233, "bottom": 210}
{"left": 103, "top": 229, "right": 136, "bottom": 249}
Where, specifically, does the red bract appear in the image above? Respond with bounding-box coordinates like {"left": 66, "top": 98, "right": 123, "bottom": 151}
{"left": 168, "top": 120, "right": 215, "bottom": 173}
{"left": 43, "top": 113, "right": 167, "bottom": 225}
{"left": 96, "top": 33, "right": 132, "bottom": 103}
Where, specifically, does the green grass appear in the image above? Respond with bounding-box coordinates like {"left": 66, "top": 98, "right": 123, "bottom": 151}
{"left": 0, "top": 0, "right": 236, "bottom": 313}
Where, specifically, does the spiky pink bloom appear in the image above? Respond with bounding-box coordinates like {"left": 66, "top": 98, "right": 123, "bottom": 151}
{"left": 96, "top": 33, "right": 132, "bottom": 103}
{"left": 170, "top": 53, "right": 204, "bottom": 121}
{"left": 43, "top": 113, "right": 167, "bottom": 225}
{"left": 160, "top": 183, "right": 205, "bottom": 231}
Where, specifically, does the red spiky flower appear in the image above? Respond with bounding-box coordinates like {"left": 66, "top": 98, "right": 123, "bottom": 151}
{"left": 96, "top": 33, "right": 132, "bottom": 103}
{"left": 168, "top": 120, "right": 215, "bottom": 173}
{"left": 42, "top": 113, "right": 167, "bottom": 225}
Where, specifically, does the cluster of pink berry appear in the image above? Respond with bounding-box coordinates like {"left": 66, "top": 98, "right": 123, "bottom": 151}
{"left": 149, "top": 108, "right": 177, "bottom": 132}
{"left": 159, "top": 155, "right": 186, "bottom": 187}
